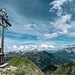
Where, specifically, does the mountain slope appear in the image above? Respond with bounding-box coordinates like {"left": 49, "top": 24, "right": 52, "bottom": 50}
{"left": 3, "top": 58, "right": 45, "bottom": 75}
{"left": 42, "top": 64, "right": 58, "bottom": 75}
{"left": 23, "top": 51, "right": 70, "bottom": 69}
{"left": 42, "top": 62, "right": 75, "bottom": 75}
{"left": 5, "top": 50, "right": 70, "bottom": 69}
{"left": 54, "top": 46, "right": 75, "bottom": 62}
{"left": 55, "top": 62, "right": 75, "bottom": 75}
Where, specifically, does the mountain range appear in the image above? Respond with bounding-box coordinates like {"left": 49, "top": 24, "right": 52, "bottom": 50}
{"left": 4, "top": 45, "right": 75, "bottom": 75}
{"left": 54, "top": 45, "right": 75, "bottom": 62}
{"left": 5, "top": 49, "right": 71, "bottom": 70}
{"left": 42, "top": 62, "right": 75, "bottom": 75}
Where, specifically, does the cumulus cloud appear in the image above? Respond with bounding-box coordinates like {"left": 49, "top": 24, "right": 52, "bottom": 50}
{"left": 5, "top": 44, "right": 57, "bottom": 52}
{"left": 6, "top": 45, "right": 18, "bottom": 52}
{"left": 13, "top": 45, "right": 18, "bottom": 49}
{"left": 51, "top": 14, "right": 72, "bottom": 34}
{"left": 39, "top": 44, "right": 57, "bottom": 50}
{"left": 44, "top": 33, "right": 58, "bottom": 38}
{"left": 6, "top": 45, "right": 28, "bottom": 52}
{"left": 43, "top": 14, "right": 72, "bottom": 39}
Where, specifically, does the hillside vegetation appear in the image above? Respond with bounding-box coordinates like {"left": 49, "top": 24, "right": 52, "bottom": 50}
{"left": 2, "top": 58, "right": 45, "bottom": 75}
{"left": 5, "top": 50, "right": 70, "bottom": 69}
{"left": 43, "top": 62, "right": 75, "bottom": 75}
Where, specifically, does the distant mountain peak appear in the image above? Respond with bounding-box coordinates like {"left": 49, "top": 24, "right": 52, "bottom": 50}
{"left": 57, "top": 45, "right": 75, "bottom": 53}
{"left": 25, "top": 48, "right": 42, "bottom": 54}
{"left": 54, "top": 45, "right": 75, "bottom": 62}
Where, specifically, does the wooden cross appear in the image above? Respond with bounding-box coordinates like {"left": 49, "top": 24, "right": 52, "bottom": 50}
{"left": 0, "top": 8, "right": 11, "bottom": 65}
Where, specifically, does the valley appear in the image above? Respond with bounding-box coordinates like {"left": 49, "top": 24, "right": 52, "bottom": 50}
{"left": 4, "top": 45, "right": 75, "bottom": 75}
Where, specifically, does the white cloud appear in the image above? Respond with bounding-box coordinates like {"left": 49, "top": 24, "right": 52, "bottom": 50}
{"left": 43, "top": 14, "right": 72, "bottom": 39}
{"left": 50, "top": 0, "right": 65, "bottom": 16}
{"left": 46, "top": 0, "right": 74, "bottom": 39}
{"left": 5, "top": 44, "right": 57, "bottom": 52}
{"left": 13, "top": 45, "right": 18, "bottom": 49}
{"left": 24, "top": 24, "right": 36, "bottom": 31}
{"left": 54, "top": 14, "right": 71, "bottom": 32}
{"left": 67, "top": 21, "right": 75, "bottom": 37}
{"left": 44, "top": 32, "right": 58, "bottom": 38}
{"left": 68, "top": 32, "right": 75, "bottom": 37}
{"left": 18, "top": 45, "right": 25, "bottom": 50}
{"left": 6, "top": 45, "right": 28, "bottom": 52}
{"left": 25, "top": 45, "right": 29, "bottom": 50}
{"left": 39, "top": 44, "right": 57, "bottom": 50}
{"left": 5, "top": 45, "right": 18, "bottom": 52}
{"left": 50, "top": 0, "right": 73, "bottom": 16}
{"left": 49, "top": 14, "right": 72, "bottom": 37}
{"left": 32, "top": 45, "right": 37, "bottom": 48}
{"left": 23, "top": 23, "right": 43, "bottom": 36}
{"left": 40, "top": 44, "right": 48, "bottom": 48}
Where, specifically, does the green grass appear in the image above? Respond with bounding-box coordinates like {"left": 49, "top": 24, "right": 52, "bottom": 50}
{"left": 4, "top": 58, "right": 45, "bottom": 75}
{"left": 8, "top": 58, "right": 34, "bottom": 66}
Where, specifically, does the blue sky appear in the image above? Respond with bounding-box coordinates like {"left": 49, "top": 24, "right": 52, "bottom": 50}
{"left": 0, "top": 0, "right": 75, "bottom": 51}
